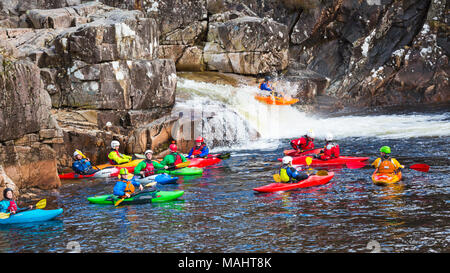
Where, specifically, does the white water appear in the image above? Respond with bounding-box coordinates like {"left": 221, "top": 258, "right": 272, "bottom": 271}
{"left": 176, "top": 78, "right": 450, "bottom": 149}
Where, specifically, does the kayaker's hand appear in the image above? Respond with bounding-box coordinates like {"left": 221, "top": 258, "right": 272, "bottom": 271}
{"left": 29, "top": 205, "right": 33, "bottom": 209}
{"left": 140, "top": 171, "right": 144, "bottom": 175}
{"left": 139, "top": 185, "right": 144, "bottom": 191}
{"left": 125, "top": 193, "right": 131, "bottom": 198}
{"left": 164, "top": 166, "right": 168, "bottom": 170}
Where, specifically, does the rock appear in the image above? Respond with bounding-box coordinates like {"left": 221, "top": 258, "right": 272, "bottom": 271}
{"left": 0, "top": 165, "right": 19, "bottom": 198}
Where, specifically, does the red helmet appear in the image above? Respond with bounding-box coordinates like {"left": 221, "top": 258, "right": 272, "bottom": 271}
{"left": 169, "top": 144, "right": 177, "bottom": 152}
{"left": 195, "top": 136, "right": 204, "bottom": 143}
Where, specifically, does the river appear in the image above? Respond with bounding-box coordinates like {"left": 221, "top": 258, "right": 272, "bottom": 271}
{"left": 0, "top": 78, "right": 448, "bottom": 253}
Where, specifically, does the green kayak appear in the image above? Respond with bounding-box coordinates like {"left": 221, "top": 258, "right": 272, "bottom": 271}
{"left": 159, "top": 167, "right": 203, "bottom": 176}
{"left": 87, "top": 190, "right": 184, "bottom": 205}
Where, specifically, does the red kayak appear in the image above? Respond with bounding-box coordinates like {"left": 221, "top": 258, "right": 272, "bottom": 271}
{"left": 188, "top": 157, "right": 221, "bottom": 168}
{"left": 253, "top": 172, "right": 335, "bottom": 193}
{"left": 278, "top": 156, "right": 369, "bottom": 166}
{"left": 283, "top": 148, "right": 322, "bottom": 157}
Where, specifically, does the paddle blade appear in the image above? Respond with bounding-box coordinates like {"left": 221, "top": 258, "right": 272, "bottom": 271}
{"left": 35, "top": 199, "right": 46, "bottom": 209}
{"left": 316, "top": 170, "right": 329, "bottom": 176}
{"left": 144, "top": 182, "right": 157, "bottom": 188}
{"left": 175, "top": 161, "right": 190, "bottom": 169}
{"left": 346, "top": 162, "right": 367, "bottom": 169}
{"left": 0, "top": 213, "right": 10, "bottom": 219}
{"left": 305, "top": 157, "right": 313, "bottom": 166}
{"left": 273, "top": 174, "right": 281, "bottom": 183}
{"left": 114, "top": 198, "right": 125, "bottom": 207}
{"left": 134, "top": 154, "right": 146, "bottom": 159}
{"left": 409, "top": 164, "right": 430, "bottom": 172}
{"left": 216, "top": 152, "right": 231, "bottom": 160}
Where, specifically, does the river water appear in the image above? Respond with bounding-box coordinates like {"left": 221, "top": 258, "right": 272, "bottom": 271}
{"left": 0, "top": 79, "right": 448, "bottom": 253}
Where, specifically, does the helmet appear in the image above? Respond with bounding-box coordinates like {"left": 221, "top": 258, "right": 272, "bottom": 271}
{"left": 195, "top": 136, "right": 204, "bottom": 143}
{"left": 73, "top": 150, "right": 81, "bottom": 157}
{"left": 264, "top": 75, "right": 271, "bottom": 82}
{"left": 111, "top": 140, "right": 120, "bottom": 149}
{"left": 119, "top": 168, "right": 129, "bottom": 175}
{"left": 306, "top": 129, "right": 315, "bottom": 139}
{"left": 380, "top": 146, "right": 391, "bottom": 154}
{"left": 325, "top": 133, "right": 333, "bottom": 142}
{"left": 169, "top": 144, "right": 177, "bottom": 152}
{"left": 282, "top": 156, "right": 293, "bottom": 164}
{"left": 144, "top": 149, "right": 153, "bottom": 155}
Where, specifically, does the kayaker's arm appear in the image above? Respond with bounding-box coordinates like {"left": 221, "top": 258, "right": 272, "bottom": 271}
{"left": 152, "top": 160, "right": 166, "bottom": 170}
{"left": 108, "top": 151, "right": 131, "bottom": 164}
{"left": 133, "top": 161, "right": 146, "bottom": 175}
{"left": 187, "top": 148, "right": 194, "bottom": 158}
{"left": 113, "top": 182, "right": 126, "bottom": 197}
{"left": 197, "top": 146, "right": 209, "bottom": 158}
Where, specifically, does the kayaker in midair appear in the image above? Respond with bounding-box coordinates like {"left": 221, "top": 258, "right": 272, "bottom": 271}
{"left": 72, "top": 150, "right": 98, "bottom": 175}
{"left": 113, "top": 168, "right": 143, "bottom": 198}
{"left": 161, "top": 143, "right": 187, "bottom": 168}
{"left": 372, "top": 146, "right": 404, "bottom": 174}
{"left": 134, "top": 150, "right": 168, "bottom": 178}
{"left": 0, "top": 188, "right": 33, "bottom": 214}
{"left": 108, "top": 140, "right": 133, "bottom": 165}
{"left": 279, "top": 156, "right": 309, "bottom": 183}
{"left": 290, "top": 130, "right": 315, "bottom": 153}
{"left": 314, "top": 133, "right": 340, "bottom": 160}
{"left": 187, "top": 137, "right": 209, "bottom": 159}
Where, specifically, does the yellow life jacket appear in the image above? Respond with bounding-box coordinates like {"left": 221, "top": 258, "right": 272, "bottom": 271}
{"left": 279, "top": 167, "right": 291, "bottom": 183}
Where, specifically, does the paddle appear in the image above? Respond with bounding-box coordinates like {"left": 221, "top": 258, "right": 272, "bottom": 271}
{"left": 0, "top": 199, "right": 47, "bottom": 219}
{"left": 305, "top": 157, "right": 314, "bottom": 175}
{"left": 114, "top": 182, "right": 158, "bottom": 207}
{"left": 214, "top": 152, "right": 231, "bottom": 160}
{"left": 346, "top": 162, "right": 430, "bottom": 173}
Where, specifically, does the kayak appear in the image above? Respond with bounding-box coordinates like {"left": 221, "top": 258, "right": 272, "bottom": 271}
{"left": 281, "top": 156, "right": 369, "bottom": 166}
{"left": 372, "top": 171, "right": 402, "bottom": 186}
{"left": 253, "top": 172, "right": 335, "bottom": 193}
{"left": 283, "top": 148, "right": 322, "bottom": 157}
{"left": 87, "top": 190, "right": 184, "bottom": 205}
{"left": 59, "top": 167, "right": 119, "bottom": 179}
{"left": 254, "top": 95, "right": 299, "bottom": 105}
{"left": 0, "top": 209, "right": 63, "bottom": 224}
{"left": 133, "top": 173, "right": 179, "bottom": 185}
{"left": 95, "top": 159, "right": 143, "bottom": 172}
{"left": 188, "top": 157, "right": 221, "bottom": 168}
{"left": 160, "top": 167, "right": 204, "bottom": 176}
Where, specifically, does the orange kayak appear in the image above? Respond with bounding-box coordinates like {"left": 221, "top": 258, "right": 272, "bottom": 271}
{"left": 95, "top": 159, "right": 143, "bottom": 172}
{"left": 254, "top": 95, "right": 299, "bottom": 105}
{"left": 372, "top": 171, "right": 402, "bottom": 186}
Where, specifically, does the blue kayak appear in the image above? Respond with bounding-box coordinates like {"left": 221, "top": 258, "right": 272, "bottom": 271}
{"left": 0, "top": 209, "right": 63, "bottom": 224}
{"left": 133, "top": 173, "right": 178, "bottom": 185}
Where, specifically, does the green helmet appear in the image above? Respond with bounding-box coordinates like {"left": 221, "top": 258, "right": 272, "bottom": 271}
{"left": 380, "top": 146, "right": 391, "bottom": 154}
{"left": 119, "top": 168, "right": 128, "bottom": 175}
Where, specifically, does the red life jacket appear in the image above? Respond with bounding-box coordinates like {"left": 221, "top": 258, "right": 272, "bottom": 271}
{"left": 172, "top": 153, "right": 183, "bottom": 165}
{"left": 143, "top": 160, "right": 155, "bottom": 176}
{"left": 192, "top": 144, "right": 206, "bottom": 156}
{"left": 319, "top": 143, "right": 340, "bottom": 160}
{"left": 7, "top": 200, "right": 17, "bottom": 213}
{"left": 291, "top": 136, "right": 314, "bottom": 151}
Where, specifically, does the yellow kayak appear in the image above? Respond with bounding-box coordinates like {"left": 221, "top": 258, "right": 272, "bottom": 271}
{"left": 95, "top": 159, "right": 143, "bottom": 171}
{"left": 372, "top": 171, "right": 402, "bottom": 186}
{"left": 254, "top": 95, "right": 299, "bottom": 105}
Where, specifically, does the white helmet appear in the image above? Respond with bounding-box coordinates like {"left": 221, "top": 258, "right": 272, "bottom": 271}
{"left": 282, "top": 156, "right": 293, "bottom": 164}
{"left": 325, "top": 133, "right": 333, "bottom": 142}
{"left": 307, "top": 129, "right": 315, "bottom": 139}
{"left": 111, "top": 140, "right": 120, "bottom": 148}
{"left": 144, "top": 149, "right": 153, "bottom": 155}
{"left": 73, "top": 150, "right": 81, "bottom": 157}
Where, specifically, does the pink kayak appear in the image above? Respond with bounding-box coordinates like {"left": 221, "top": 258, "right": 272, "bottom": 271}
{"left": 188, "top": 157, "right": 222, "bottom": 168}
{"left": 277, "top": 156, "right": 370, "bottom": 166}
{"left": 253, "top": 172, "right": 335, "bottom": 193}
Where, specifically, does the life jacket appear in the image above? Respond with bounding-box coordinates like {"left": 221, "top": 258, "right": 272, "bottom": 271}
{"left": 192, "top": 144, "right": 206, "bottom": 156}
{"left": 171, "top": 153, "right": 183, "bottom": 166}
{"left": 292, "top": 136, "right": 314, "bottom": 151}
{"left": 120, "top": 179, "right": 135, "bottom": 197}
{"left": 376, "top": 158, "right": 397, "bottom": 174}
{"left": 143, "top": 160, "right": 155, "bottom": 176}
{"left": 108, "top": 150, "right": 123, "bottom": 165}
{"left": 279, "top": 165, "right": 292, "bottom": 183}
{"left": 7, "top": 200, "right": 17, "bottom": 213}
{"left": 321, "top": 142, "right": 340, "bottom": 159}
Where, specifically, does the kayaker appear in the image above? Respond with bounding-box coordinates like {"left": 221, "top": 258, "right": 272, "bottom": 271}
{"left": 279, "top": 156, "right": 309, "bottom": 183}
{"left": 315, "top": 133, "right": 340, "bottom": 160}
{"left": 134, "top": 150, "right": 168, "bottom": 178}
{"left": 0, "top": 188, "right": 33, "bottom": 214}
{"left": 161, "top": 143, "right": 187, "bottom": 167}
{"left": 113, "top": 168, "right": 143, "bottom": 198}
{"left": 372, "top": 146, "right": 404, "bottom": 174}
{"left": 290, "top": 130, "right": 315, "bottom": 152}
{"left": 259, "top": 76, "right": 282, "bottom": 97}
{"left": 187, "top": 137, "right": 209, "bottom": 159}
{"left": 72, "top": 150, "right": 98, "bottom": 175}
{"left": 108, "top": 140, "right": 133, "bottom": 165}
